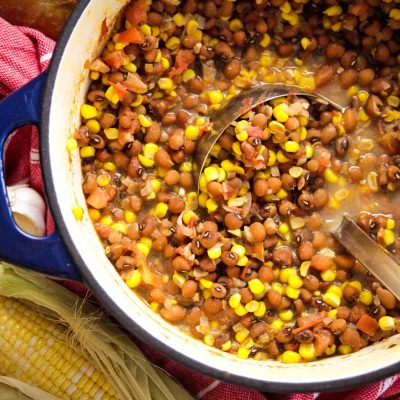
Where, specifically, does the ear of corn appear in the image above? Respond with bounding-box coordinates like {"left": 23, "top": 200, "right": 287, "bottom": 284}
{"left": 0, "top": 263, "right": 193, "bottom": 400}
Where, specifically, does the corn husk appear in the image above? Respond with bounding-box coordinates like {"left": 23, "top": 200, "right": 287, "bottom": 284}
{"left": 0, "top": 263, "right": 193, "bottom": 400}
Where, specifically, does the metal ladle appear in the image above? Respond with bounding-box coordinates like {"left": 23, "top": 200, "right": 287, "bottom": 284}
{"left": 194, "top": 83, "right": 400, "bottom": 301}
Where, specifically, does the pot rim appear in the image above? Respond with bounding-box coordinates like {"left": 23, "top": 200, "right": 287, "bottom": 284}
{"left": 40, "top": 0, "right": 400, "bottom": 393}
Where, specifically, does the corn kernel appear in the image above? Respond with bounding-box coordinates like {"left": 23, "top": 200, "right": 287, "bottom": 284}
{"left": 177, "top": 69, "right": 195, "bottom": 85}
{"left": 235, "top": 328, "right": 250, "bottom": 344}
{"left": 347, "top": 85, "right": 360, "bottom": 97}
{"left": 103, "top": 162, "right": 116, "bottom": 172}
{"left": 80, "top": 146, "right": 95, "bottom": 158}
{"left": 383, "top": 229, "right": 396, "bottom": 246}
{"left": 204, "top": 166, "right": 219, "bottom": 182}
{"left": 111, "top": 222, "right": 127, "bottom": 235}
{"left": 165, "top": 36, "right": 180, "bottom": 50}
{"left": 282, "top": 351, "right": 301, "bottom": 364}
{"left": 185, "top": 125, "right": 200, "bottom": 141}
{"left": 137, "top": 243, "right": 150, "bottom": 257}
{"left": 138, "top": 154, "right": 154, "bottom": 168}
{"left": 199, "top": 279, "right": 213, "bottom": 290}
{"left": 327, "top": 285, "right": 342, "bottom": 297}
{"left": 359, "top": 108, "right": 370, "bottom": 122}
{"left": 230, "top": 245, "right": 245, "bottom": 258}
{"left": 237, "top": 347, "right": 251, "bottom": 359}
{"left": 100, "top": 215, "right": 112, "bottom": 226}
{"left": 337, "top": 344, "right": 352, "bottom": 355}
{"left": 179, "top": 161, "right": 192, "bottom": 173}
{"left": 138, "top": 115, "right": 152, "bottom": 128}
{"left": 88, "top": 208, "right": 100, "bottom": 222}
{"left": 208, "top": 245, "right": 222, "bottom": 259}
{"left": 153, "top": 203, "right": 168, "bottom": 219}
{"left": 279, "top": 309, "right": 294, "bottom": 322}
{"left": 288, "top": 275, "right": 303, "bottom": 289}
{"left": 203, "top": 334, "right": 215, "bottom": 347}
{"left": 283, "top": 141, "right": 300, "bottom": 153}
{"left": 126, "top": 270, "right": 142, "bottom": 288}
{"left": 232, "top": 142, "right": 242, "bottom": 156}
{"left": 105, "top": 86, "right": 119, "bottom": 104}
{"left": 379, "top": 316, "right": 396, "bottom": 331}
{"left": 198, "top": 192, "right": 208, "bottom": 207}
{"left": 387, "top": 218, "right": 395, "bottom": 230}
{"left": 324, "top": 5, "right": 343, "bottom": 16}
{"left": 236, "top": 130, "right": 248, "bottom": 142}
{"left": 285, "top": 286, "right": 300, "bottom": 299}
{"left": 260, "top": 33, "right": 271, "bottom": 48}
{"left": 299, "top": 343, "right": 315, "bottom": 361}
{"left": 321, "top": 269, "right": 336, "bottom": 282}
{"left": 158, "top": 77, "right": 174, "bottom": 91}
{"left": 234, "top": 304, "right": 248, "bottom": 316}
{"left": 324, "top": 168, "right": 339, "bottom": 184}
{"left": 206, "top": 198, "right": 218, "bottom": 212}
{"left": 121, "top": 210, "right": 135, "bottom": 224}
{"left": 90, "top": 71, "right": 100, "bottom": 80}
{"left": 71, "top": 205, "right": 84, "bottom": 221}
{"left": 389, "top": 9, "right": 400, "bottom": 21}
{"left": 172, "top": 13, "right": 185, "bottom": 26}
{"left": 276, "top": 188, "right": 288, "bottom": 199}
{"left": 96, "top": 174, "right": 110, "bottom": 187}
{"left": 301, "top": 37, "right": 311, "bottom": 50}
{"left": 276, "top": 150, "right": 290, "bottom": 164}
{"left": 131, "top": 95, "right": 143, "bottom": 107}
{"left": 328, "top": 309, "right": 337, "bottom": 319}
{"left": 124, "top": 62, "right": 137, "bottom": 72}
{"left": 221, "top": 340, "right": 232, "bottom": 352}
{"left": 236, "top": 256, "right": 248, "bottom": 267}
{"left": 248, "top": 279, "right": 264, "bottom": 295}
{"left": 323, "top": 292, "right": 341, "bottom": 308}
{"left": 273, "top": 103, "right": 289, "bottom": 123}
{"left": 80, "top": 104, "right": 97, "bottom": 119}
{"left": 104, "top": 128, "right": 119, "bottom": 140}
{"left": 86, "top": 119, "right": 101, "bottom": 134}
{"left": 251, "top": 302, "right": 266, "bottom": 318}
{"left": 139, "top": 23, "right": 151, "bottom": 36}
{"left": 208, "top": 90, "right": 224, "bottom": 104}
{"left": 229, "top": 293, "right": 242, "bottom": 309}
{"left": 66, "top": 137, "right": 78, "bottom": 151}
{"left": 228, "top": 18, "right": 243, "bottom": 32}
{"left": 173, "top": 272, "right": 186, "bottom": 288}
{"left": 359, "top": 290, "right": 373, "bottom": 306}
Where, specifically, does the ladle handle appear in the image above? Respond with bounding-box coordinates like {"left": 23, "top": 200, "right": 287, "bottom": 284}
{"left": 333, "top": 216, "right": 400, "bottom": 301}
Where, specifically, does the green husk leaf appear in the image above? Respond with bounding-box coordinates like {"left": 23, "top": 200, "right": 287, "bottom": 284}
{"left": 0, "top": 263, "right": 193, "bottom": 400}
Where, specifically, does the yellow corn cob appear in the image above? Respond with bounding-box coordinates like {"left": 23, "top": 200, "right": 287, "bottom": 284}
{"left": 0, "top": 295, "right": 118, "bottom": 400}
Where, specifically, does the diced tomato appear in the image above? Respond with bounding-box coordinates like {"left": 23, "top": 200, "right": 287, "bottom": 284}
{"left": 109, "top": 82, "right": 128, "bottom": 101}
{"left": 118, "top": 27, "right": 145, "bottom": 44}
{"left": 101, "top": 18, "right": 108, "bottom": 40}
{"left": 125, "top": 0, "right": 148, "bottom": 26}
{"left": 247, "top": 126, "right": 268, "bottom": 139}
{"left": 122, "top": 72, "right": 147, "bottom": 93}
{"left": 104, "top": 50, "right": 127, "bottom": 69}
{"left": 87, "top": 188, "right": 109, "bottom": 209}
{"left": 169, "top": 49, "right": 196, "bottom": 77}
{"left": 356, "top": 315, "right": 379, "bottom": 336}
{"left": 318, "top": 156, "right": 331, "bottom": 171}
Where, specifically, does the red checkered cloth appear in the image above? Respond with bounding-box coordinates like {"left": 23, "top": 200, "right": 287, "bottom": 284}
{"left": 1, "top": 15, "right": 400, "bottom": 400}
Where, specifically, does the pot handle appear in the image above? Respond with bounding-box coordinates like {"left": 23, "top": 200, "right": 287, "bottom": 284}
{"left": 0, "top": 73, "right": 81, "bottom": 281}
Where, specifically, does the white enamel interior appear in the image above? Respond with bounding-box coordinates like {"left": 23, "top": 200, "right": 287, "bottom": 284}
{"left": 47, "top": 0, "right": 400, "bottom": 389}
